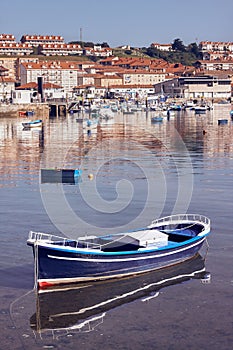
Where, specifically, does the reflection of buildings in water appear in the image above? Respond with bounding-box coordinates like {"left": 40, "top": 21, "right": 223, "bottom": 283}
{"left": 171, "top": 108, "right": 232, "bottom": 157}
{"left": 0, "top": 120, "right": 44, "bottom": 186}
{"left": 203, "top": 122, "right": 233, "bottom": 156}
{"left": 1, "top": 107, "right": 231, "bottom": 186}
{"left": 29, "top": 254, "right": 208, "bottom": 339}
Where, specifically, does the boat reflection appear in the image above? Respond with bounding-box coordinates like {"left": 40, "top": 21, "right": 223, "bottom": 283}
{"left": 30, "top": 253, "right": 209, "bottom": 337}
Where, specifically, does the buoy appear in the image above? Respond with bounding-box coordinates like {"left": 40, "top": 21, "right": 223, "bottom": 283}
{"left": 88, "top": 173, "right": 94, "bottom": 180}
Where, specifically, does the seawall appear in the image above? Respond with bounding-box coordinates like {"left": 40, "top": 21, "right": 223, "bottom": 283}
{"left": 0, "top": 103, "right": 49, "bottom": 118}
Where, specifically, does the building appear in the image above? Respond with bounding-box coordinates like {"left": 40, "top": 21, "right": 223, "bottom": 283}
{"left": 0, "top": 34, "right": 16, "bottom": 43}
{"left": 38, "top": 43, "right": 83, "bottom": 56}
{"left": 0, "top": 43, "right": 33, "bottom": 56}
{"left": 20, "top": 34, "right": 64, "bottom": 46}
{"left": 94, "top": 74, "right": 123, "bottom": 87}
{"left": 11, "top": 89, "right": 32, "bottom": 104}
{"left": 154, "top": 75, "right": 232, "bottom": 100}
{"left": 194, "top": 59, "right": 233, "bottom": 71}
{"left": 199, "top": 41, "right": 233, "bottom": 53}
{"left": 151, "top": 43, "right": 172, "bottom": 51}
{"left": 202, "top": 51, "right": 233, "bottom": 61}
{"left": 83, "top": 46, "right": 113, "bottom": 57}
{"left": 0, "top": 77, "right": 15, "bottom": 102}
{"left": 119, "top": 70, "right": 166, "bottom": 86}
{"left": 15, "top": 81, "right": 65, "bottom": 102}
{"left": 108, "top": 84, "right": 156, "bottom": 99}
{"left": 20, "top": 60, "right": 83, "bottom": 93}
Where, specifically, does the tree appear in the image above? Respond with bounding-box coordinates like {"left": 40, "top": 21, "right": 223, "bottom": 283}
{"left": 100, "top": 42, "right": 109, "bottom": 48}
{"left": 187, "top": 42, "right": 201, "bottom": 58}
{"left": 172, "top": 38, "right": 186, "bottom": 52}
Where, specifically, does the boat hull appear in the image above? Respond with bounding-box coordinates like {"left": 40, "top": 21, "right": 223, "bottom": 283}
{"left": 30, "top": 253, "right": 206, "bottom": 333}
{"left": 33, "top": 236, "right": 206, "bottom": 287}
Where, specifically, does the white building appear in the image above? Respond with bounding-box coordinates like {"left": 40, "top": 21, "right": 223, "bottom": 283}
{"left": 11, "top": 89, "right": 32, "bottom": 104}
{"left": 0, "top": 77, "right": 15, "bottom": 102}
{"left": 20, "top": 60, "right": 83, "bottom": 93}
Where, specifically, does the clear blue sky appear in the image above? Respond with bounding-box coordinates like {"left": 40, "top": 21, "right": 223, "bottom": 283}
{"left": 1, "top": 0, "right": 232, "bottom": 47}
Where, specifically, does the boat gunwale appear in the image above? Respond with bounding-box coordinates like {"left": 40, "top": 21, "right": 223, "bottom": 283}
{"left": 27, "top": 214, "right": 210, "bottom": 256}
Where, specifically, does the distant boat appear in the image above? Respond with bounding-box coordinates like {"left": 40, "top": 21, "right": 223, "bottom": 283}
{"left": 83, "top": 119, "right": 98, "bottom": 130}
{"left": 151, "top": 115, "right": 163, "bottom": 122}
{"left": 194, "top": 105, "right": 208, "bottom": 114}
{"left": 194, "top": 104, "right": 212, "bottom": 114}
{"left": 122, "top": 109, "right": 134, "bottom": 115}
{"left": 184, "top": 101, "right": 195, "bottom": 110}
{"left": 22, "top": 119, "right": 42, "bottom": 128}
{"left": 27, "top": 213, "right": 211, "bottom": 289}
{"left": 230, "top": 110, "right": 233, "bottom": 119}
{"left": 19, "top": 110, "right": 35, "bottom": 117}
{"left": 169, "top": 104, "right": 182, "bottom": 111}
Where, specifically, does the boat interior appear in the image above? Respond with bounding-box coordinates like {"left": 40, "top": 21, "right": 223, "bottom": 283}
{"left": 51, "top": 222, "right": 204, "bottom": 253}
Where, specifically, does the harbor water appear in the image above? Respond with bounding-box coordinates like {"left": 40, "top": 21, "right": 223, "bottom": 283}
{"left": 0, "top": 104, "right": 232, "bottom": 349}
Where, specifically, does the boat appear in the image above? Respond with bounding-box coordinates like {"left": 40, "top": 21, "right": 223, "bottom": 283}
{"left": 194, "top": 104, "right": 212, "bottom": 114}
{"left": 19, "top": 110, "right": 35, "bottom": 117}
{"left": 151, "top": 115, "right": 163, "bottom": 122}
{"left": 27, "top": 214, "right": 211, "bottom": 289}
{"left": 30, "top": 253, "right": 207, "bottom": 336}
{"left": 194, "top": 105, "right": 207, "bottom": 114}
{"left": 22, "top": 119, "right": 43, "bottom": 128}
{"left": 83, "top": 119, "right": 98, "bottom": 130}
{"left": 40, "top": 168, "right": 82, "bottom": 184}
{"left": 168, "top": 103, "right": 182, "bottom": 111}
{"left": 230, "top": 110, "right": 233, "bottom": 119}
{"left": 184, "top": 101, "right": 195, "bottom": 110}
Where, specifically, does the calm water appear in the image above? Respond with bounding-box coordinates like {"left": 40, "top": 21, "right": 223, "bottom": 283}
{"left": 0, "top": 105, "right": 232, "bottom": 350}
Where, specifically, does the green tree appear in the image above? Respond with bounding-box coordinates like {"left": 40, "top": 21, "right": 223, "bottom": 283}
{"left": 187, "top": 42, "right": 201, "bottom": 58}
{"left": 172, "top": 38, "right": 186, "bottom": 52}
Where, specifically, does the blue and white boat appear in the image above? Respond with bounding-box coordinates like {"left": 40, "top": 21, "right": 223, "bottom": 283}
{"left": 151, "top": 115, "right": 163, "bottom": 122}
{"left": 83, "top": 119, "right": 98, "bottom": 130}
{"left": 22, "top": 119, "right": 43, "bottom": 128}
{"left": 27, "top": 214, "right": 211, "bottom": 289}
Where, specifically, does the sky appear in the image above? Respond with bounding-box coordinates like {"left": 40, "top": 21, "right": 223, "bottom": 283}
{"left": 1, "top": 0, "right": 232, "bottom": 47}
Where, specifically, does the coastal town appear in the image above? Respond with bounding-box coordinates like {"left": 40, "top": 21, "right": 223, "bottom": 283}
{"left": 0, "top": 22, "right": 233, "bottom": 350}
{"left": 0, "top": 33, "right": 233, "bottom": 116}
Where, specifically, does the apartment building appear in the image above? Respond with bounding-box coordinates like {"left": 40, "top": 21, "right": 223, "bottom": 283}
{"left": 38, "top": 43, "right": 83, "bottom": 56}
{"left": 94, "top": 74, "right": 123, "bottom": 87}
{"left": 194, "top": 59, "right": 233, "bottom": 71}
{"left": 0, "top": 43, "right": 33, "bottom": 56}
{"left": 119, "top": 69, "right": 166, "bottom": 86}
{"left": 200, "top": 41, "right": 233, "bottom": 53}
{"left": 0, "top": 34, "right": 16, "bottom": 43}
{"left": 202, "top": 51, "right": 233, "bottom": 60}
{"left": 20, "top": 34, "right": 64, "bottom": 46}
{"left": 20, "top": 60, "right": 83, "bottom": 92}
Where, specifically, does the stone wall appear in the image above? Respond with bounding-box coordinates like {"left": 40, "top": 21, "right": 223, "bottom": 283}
{"left": 0, "top": 103, "right": 49, "bottom": 118}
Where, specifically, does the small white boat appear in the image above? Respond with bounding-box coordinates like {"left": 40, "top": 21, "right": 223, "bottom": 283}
{"left": 22, "top": 119, "right": 43, "bottom": 128}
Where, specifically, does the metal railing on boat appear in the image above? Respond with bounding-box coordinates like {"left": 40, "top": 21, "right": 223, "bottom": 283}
{"left": 149, "top": 214, "right": 210, "bottom": 229}
{"left": 28, "top": 231, "right": 101, "bottom": 250}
